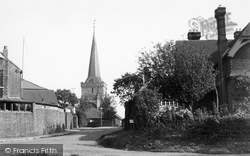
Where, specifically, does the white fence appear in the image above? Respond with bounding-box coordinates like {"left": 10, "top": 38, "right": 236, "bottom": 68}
{"left": 159, "top": 100, "right": 179, "bottom": 112}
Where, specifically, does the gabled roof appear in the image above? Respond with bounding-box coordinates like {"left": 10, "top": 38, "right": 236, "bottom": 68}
{"left": 22, "top": 79, "right": 58, "bottom": 105}
{"left": 227, "top": 22, "right": 250, "bottom": 57}
{"left": 175, "top": 40, "right": 218, "bottom": 63}
{"left": 0, "top": 51, "right": 22, "bottom": 71}
{"left": 175, "top": 39, "right": 233, "bottom": 64}
{"left": 115, "top": 114, "right": 123, "bottom": 120}
{"left": 23, "top": 89, "right": 58, "bottom": 105}
{"left": 22, "top": 79, "right": 47, "bottom": 90}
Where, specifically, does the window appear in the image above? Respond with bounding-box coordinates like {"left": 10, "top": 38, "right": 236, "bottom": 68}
{"left": 13, "top": 103, "right": 19, "bottom": 111}
{"left": 0, "top": 102, "right": 32, "bottom": 112}
{"left": 20, "top": 104, "right": 26, "bottom": 111}
{"left": 0, "top": 102, "right": 4, "bottom": 111}
{"left": 6, "top": 102, "right": 11, "bottom": 111}
{"left": 26, "top": 104, "right": 32, "bottom": 112}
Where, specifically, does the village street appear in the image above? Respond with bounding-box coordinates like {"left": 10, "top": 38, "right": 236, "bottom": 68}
{"left": 1, "top": 127, "right": 248, "bottom": 156}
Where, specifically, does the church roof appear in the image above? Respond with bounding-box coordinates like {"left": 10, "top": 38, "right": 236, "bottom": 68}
{"left": 86, "top": 32, "right": 102, "bottom": 83}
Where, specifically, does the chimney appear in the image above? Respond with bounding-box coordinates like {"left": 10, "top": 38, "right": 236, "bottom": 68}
{"left": 215, "top": 5, "right": 228, "bottom": 52}
{"left": 187, "top": 29, "right": 201, "bottom": 40}
{"left": 214, "top": 5, "right": 227, "bottom": 106}
{"left": 2, "top": 46, "right": 8, "bottom": 98}
{"left": 3, "top": 46, "right": 8, "bottom": 58}
{"left": 234, "top": 28, "right": 241, "bottom": 39}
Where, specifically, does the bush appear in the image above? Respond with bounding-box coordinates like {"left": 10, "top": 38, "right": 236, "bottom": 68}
{"left": 185, "top": 111, "right": 250, "bottom": 141}
{"left": 133, "top": 88, "right": 161, "bottom": 130}
{"left": 76, "top": 109, "right": 88, "bottom": 127}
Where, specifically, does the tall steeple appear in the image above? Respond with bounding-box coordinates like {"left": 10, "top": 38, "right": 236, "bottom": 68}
{"left": 81, "top": 21, "right": 107, "bottom": 109}
{"left": 86, "top": 23, "right": 102, "bottom": 83}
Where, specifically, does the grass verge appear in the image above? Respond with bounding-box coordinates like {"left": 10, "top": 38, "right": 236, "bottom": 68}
{"left": 97, "top": 129, "right": 250, "bottom": 154}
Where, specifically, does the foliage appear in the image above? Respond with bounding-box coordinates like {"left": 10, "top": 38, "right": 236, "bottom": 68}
{"left": 55, "top": 89, "right": 78, "bottom": 108}
{"left": 231, "top": 75, "right": 250, "bottom": 101}
{"left": 75, "top": 97, "right": 94, "bottom": 127}
{"left": 76, "top": 108, "right": 88, "bottom": 127}
{"left": 100, "top": 96, "right": 117, "bottom": 123}
{"left": 185, "top": 108, "right": 250, "bottom": 141}
{"left": 112, "top": 72, "right": 143, "bottom": 103}
{"left": 132, "top": 88, "right": 161, "bottom": 130}
{"left": 138, "top": 41, "right": 217, "bottom": 105}
{"left": 78, "top": 97, "right": 94, "bottom": 111}
{"left": 231, "top": 75, "right": 250, "bottom": 112}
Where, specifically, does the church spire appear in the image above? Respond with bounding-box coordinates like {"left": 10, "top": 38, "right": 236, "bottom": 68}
{"left": 86, "top": 20, "right": 102, "bottom": 83}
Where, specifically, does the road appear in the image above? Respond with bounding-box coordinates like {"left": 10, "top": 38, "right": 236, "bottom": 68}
{"left": 2, "top": 127, "right": 248, "bottom": 156}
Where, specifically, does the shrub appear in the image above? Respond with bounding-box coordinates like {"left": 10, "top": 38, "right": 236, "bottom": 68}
{"left": 133, "top": 88, "right": 161, "bottom": 130}
{"left": 76, "top": 108, "right": 88, "bottom": 127}
{"left": 185, "top": 110, "right": 250, "bottom": 141}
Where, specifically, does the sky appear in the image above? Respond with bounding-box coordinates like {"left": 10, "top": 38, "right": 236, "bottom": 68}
{"left": 0, "top": 0, "right": 249, "bottom": 118}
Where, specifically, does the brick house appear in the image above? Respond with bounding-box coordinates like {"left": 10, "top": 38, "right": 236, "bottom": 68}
{"left": 176, "top": 6, "right": 250, "bottom": 112}
{"left": 0, "top": 46, "right": 73, "bottom": 137}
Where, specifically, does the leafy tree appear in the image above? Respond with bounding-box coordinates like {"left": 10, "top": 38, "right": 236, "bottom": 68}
{"left": 100, "top": 96, "right": 117, "bottom": 123}
{"left": 76, "top": 109, "right": 88, "bottom": 127}
{"left": 133, "top": 88, "right": 161, "bottom": 130}
{"left": 138, "top": 41, "right": 217, "bottom": 107}
{"left": 55, "top": 89, "right": 78, "bottom": 108}
{"left": 78, "top": 96, "right": 94, "bottom": 111}
{"left": 112, "top": 72, "right": 143, "bottom": 103}
{"left": 76, "top": 97, "right": 94, "bottom": 127}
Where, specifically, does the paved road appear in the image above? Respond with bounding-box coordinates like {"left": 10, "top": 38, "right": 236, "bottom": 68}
{"left": 2, "top": 127, "right": 248, "bottom": 156}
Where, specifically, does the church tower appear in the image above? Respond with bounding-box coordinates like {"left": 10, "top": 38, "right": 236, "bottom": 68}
{"left": 81, "top": 23, "right": 107, "bottom": 109}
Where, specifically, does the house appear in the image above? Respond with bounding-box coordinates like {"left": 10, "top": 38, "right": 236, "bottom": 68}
{"left": 0, "top": 46, "right": 73, "bottom": 137}
{"left": 114, "top": 113, "right": 123, "bottom": 126}
{"left": 22, "top": 79, "right": 59, "bottom": 105}
{"left": 176, "top": 6, "right": 250, "bottom": 112}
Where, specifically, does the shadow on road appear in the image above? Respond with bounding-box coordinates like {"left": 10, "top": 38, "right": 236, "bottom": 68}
{"left": 67, "top": 127, "right": 123, "bottom": 142}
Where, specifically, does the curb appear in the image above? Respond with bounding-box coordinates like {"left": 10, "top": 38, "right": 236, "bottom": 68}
{"left": 0, "top": 131, "right": 75, "bottom": 143}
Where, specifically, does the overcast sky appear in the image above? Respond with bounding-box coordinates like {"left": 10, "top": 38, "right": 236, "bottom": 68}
{"left": 0, "top": 0, "right": 249, "bottom": 117}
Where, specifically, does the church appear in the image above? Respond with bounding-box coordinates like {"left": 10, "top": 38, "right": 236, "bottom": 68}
{"left": 80, "top": 25, "right": 107, "bottom": 122}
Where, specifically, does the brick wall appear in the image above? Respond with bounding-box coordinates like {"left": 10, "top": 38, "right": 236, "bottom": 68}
{"left": 8, "top": 62, "right": 22, "bottom": 98}
{"left": 0, "top": 103, "right": 66, "bottom": 138}
{"left": 33, "top": 104, "right": 65, "bottom": 135}
{"left": 65, "top": 112, "right": 73, "bottom": 129}
{"left": 0, "top": 111, "right": 35, "bottom": 137}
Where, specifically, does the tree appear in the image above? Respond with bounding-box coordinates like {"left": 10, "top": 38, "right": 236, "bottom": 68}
{"left": 55, "top": 89, "right": 78, "bottom": 108}
{"left": 138, "top": 41, "right": 217, "bottom": 107}
{"left": 100, "top": 96, "right": 117, "bottom": 123}
{"left": 112, "top": 72, "right": 143, "bottom": 103}
{"left": 132, "top": 88, "right": 161, "bottom": 130}
{"left": 76, "top": 97, "right": 94, "bottom": 127}
{"left": 78, "top": 96, "right": 94, "bottom": 111}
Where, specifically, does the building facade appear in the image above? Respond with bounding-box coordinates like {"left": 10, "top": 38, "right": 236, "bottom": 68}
{"left": 0, "top": 46, "right": 75, "bottom": 137}
{"left": 176, "top": 6, "right": 250, "bottom": 112}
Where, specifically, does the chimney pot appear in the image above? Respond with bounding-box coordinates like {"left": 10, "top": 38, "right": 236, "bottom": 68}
{"left": 215, "top": 6, "right": 226, "bottom": 19}
{"left": 187, "top": 30, "right": 201, "bottom": 40}
{"left": 234, "top": 30, "right": 241, "bottom": 39}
